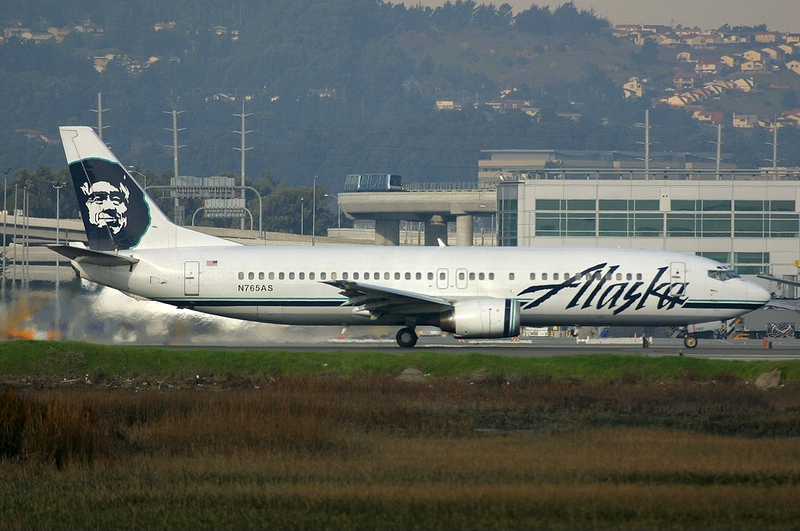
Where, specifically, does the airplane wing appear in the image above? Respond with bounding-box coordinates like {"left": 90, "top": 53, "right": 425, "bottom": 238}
{"left": 757, "top": 273, "right": 800, "bottom": 288}
{"left": 48, "top": 244, "right": 140, "bottom": 267}
{"left": 323, "top": 280, "right": 453, "bottom": 319}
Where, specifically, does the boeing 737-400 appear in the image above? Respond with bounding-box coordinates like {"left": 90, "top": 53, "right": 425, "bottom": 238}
{"left": 50, "top": 126, "right": 771, "bottom": 348}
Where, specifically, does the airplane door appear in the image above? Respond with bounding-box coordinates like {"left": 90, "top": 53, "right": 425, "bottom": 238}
{"left": 184, "top": 261, "right": 200, "bottom": 296}
{"left": 436, "top": 268, "right": 449, "bottom": 290}
{"left": 456, "top": 268, "right": 468, "bottom": 289}
{"left": 669, "top": 262, "right": 686, "bottom": 297}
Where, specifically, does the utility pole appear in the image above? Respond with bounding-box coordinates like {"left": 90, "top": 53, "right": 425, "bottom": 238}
{"left": 636, "top": 110, "right": 651, "bottom": 177}
{"left": 90, "top": 92, "right": 110, "bottom": 141}
{"left": 312, "top": 176, "right": 317, "bottom": 246}
{"left": 772, "top": 123, "right": 778, "bottom": 179}
{"left": 164, "top": 109, "right": 186, "bottom": 224}
{"left": 765, "top": 121, "right": 779, "bottom": 179}
{"left": 2, "top": 167, "right": 12, "bottom": 305}
{"left": 645, "top": 109, "right": 650, "bottom": 177}
{"left": 716, "top": 123, "right": 722, "bottom": 179}
{"left": 52, "top": 181, "right": 67, "bottom": 336}
{"left": 233, "top": 100, "right": 253, "bottom": 230}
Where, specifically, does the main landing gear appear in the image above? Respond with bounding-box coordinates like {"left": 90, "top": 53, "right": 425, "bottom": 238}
{"left": 683, "top": 335, "right": 698, "bottom": 348}
{"left": 396, "top": 327, "right": 418, "bottom": 348}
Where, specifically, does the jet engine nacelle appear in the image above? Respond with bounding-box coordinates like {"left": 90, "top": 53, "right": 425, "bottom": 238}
{"left": 438, "top": 298, "right": 521, "bottom": 338}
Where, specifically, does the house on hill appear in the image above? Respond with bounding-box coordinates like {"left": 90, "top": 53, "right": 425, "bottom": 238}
{"left": 741, "top": 61, "right": 766, "bottom": 71}
{"left": 693, "top": 110, "right": 723, "bottom": 123}
{"left": 743, "top": 50, "right": 764, "bottom": 62}
{"left": 674, "top": 72, "right": 700, "bottom": 90}
{"left": 755, "top": 31, "right": 781, "bottom": 43}
{"left": 623, "top": 77, "right": 646, "bottom": 99}
{"left": 695, "top": 59, "right": 719, "bottom": 75}
{"left": 732, "top": 114, "right": 758, "bottom": 128}
{"left": 720, "top": 55, "right": 740, "bottom": 68}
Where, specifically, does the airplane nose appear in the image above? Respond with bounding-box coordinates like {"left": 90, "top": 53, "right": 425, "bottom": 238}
{"left": 748, "top": 282, "right": 771, "bottom": 306}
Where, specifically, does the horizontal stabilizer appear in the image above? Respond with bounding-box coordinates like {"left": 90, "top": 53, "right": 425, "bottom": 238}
{"left": 48, "top": 244, "right": 139, "bottom": 267}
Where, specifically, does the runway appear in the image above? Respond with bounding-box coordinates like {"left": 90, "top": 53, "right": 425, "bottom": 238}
{"left": 254, "top": 335, "right": 800, "bottom": 360}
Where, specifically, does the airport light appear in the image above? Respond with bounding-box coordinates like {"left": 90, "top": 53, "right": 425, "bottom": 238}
{"left": 128, "top": 167, "right": 148, "bottom": 189}
{"left": 324, "top": 193, "right": 341, "bottom": 232}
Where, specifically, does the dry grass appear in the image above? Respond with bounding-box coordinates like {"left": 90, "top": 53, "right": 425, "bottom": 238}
{"left": 1, "top": 374, "right": 799, "bottom": 529}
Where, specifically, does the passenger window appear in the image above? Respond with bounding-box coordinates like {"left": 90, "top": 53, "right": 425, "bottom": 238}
{"left": 616, "top": 273, "right": 622, "bottom": 281}
{"left": 385, "top": 272, "right": 391, "bottom": 280}
{"left": 554, "top": 273, "right": 559, "bottom": 280}
{"left": 469, "top": 273, "right": 475, "bottom": 281}
{"left": 238, "top": 272, "right": 244, "bottom": 280}
{"left": 428, "top": 272, "right": 434, "bottom": 281}
{"left": 342, "top": 272, "right": 349, "bottom": 280}
{"left": 309, "top": 272, "right": 315, "bottom": 280}
{"left": 479, "top": 273, "right": 485, "bottom": 280}
{"left": 279, "top": 272, "right": 285, "bottom": 280}
{"left": 459, "top": 271, "right": 466, "bottom": 280}
{"left": 375, "top": 272, "right": 380, "bottom": 280}
{"left": 289, "top": 272, "right": 295, "bottom": 280}
{"left": 488, "top": 273, "right": 494, "bottom": 280}
{"left": 394, "top": 272, "right": 400, "bottom": 280}
{"left": 542, "top": 273, "right": 548, "bottom": 280}
{"left": 248, "top": 272, "right": 254, "bottom": 280}
{"left": 405, "top": 272, "right": 411, "bottom": 280}
{"left": 626, "top": 273, "right": 632, "bottom": 281}
{"left": 416, "top": 272, "right": 422, "bottom": 280}
{"left": 530, "top": 273, "right": 536, "bottom": 280}
{"left": 636, "top": 273, "right": 643, "bottom": 281}
{"left": 258, "top": 272, "right": 264, "bottom": 280}
{"left": 439, "top": 271, "right": 446, "bottom": 280}
{"left": 331, "top": 272, "right": 337, "bottom": 280}
{"left": 320, "top": 272, "right": 326, "bottom": 280}
{"left": 299, "top": 272, "right": 305, "bottom": 280}
{"left": 353, "top": 273, "right": 359, "bottom": 280}
{"left": 508, "top": 273, "right": 515, "bottom": 280}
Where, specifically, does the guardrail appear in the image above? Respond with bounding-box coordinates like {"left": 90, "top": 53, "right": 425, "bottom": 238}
{"left": 404, "top": 182, "right": 496, "bottom": 191}
{"left": 492, "top": 169, "right": 800, "bottom": 181}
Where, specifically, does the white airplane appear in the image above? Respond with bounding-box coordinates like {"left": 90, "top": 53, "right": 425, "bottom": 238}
{"left": 50, "top": 126, "right": 771, "bottom": 348}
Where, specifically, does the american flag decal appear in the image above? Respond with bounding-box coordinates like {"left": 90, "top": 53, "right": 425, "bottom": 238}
{"left": 206, "top": 260, "right": 218, "bottom": 267}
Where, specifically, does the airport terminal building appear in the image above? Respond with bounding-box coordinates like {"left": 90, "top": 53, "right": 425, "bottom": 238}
{"left": 495, "top": 169, "right": 800, "bottom": 297}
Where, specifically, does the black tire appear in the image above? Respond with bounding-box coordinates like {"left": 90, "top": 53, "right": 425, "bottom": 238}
{"left": 684, "top": 335, "right": 698, "bottom": 348}
{"left": 396, "top": 327, "right": 418, "bottom": 348}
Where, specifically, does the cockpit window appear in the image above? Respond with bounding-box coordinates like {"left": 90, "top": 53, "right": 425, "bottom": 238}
{"left": 708, "top": 269, "right": 740, "bottom": 281}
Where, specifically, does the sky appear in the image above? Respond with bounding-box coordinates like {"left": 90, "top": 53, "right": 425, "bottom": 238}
{"left": 409, "top": 0, "right": 800, "bottom": 33}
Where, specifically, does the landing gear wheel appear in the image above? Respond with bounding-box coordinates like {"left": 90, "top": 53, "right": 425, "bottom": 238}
{"left": 396, "top": 327, "right": 418, "bottom": 348}
{"left": 683, "top": 335, "right": 698, "bottom": 348}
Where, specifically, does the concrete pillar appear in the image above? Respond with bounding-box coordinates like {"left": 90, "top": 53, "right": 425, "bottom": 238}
{"left": 456, "top": 214, "right": 473, "bottom": 246}
{"left": 425, "top": 215, "right": 448, "bottom": 246}
{"left": 374, "top": 219, "right": 400, "bottom": 246}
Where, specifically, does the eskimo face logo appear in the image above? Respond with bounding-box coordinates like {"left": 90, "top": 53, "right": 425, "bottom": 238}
{"left": 81, "top": 180, "right": 130, "bottom": 235}
{"left": 69, "top": 159, "right": 149, "bottom": 251}
{"left": 518, "top": 262, "right": 688, "bottom": 315}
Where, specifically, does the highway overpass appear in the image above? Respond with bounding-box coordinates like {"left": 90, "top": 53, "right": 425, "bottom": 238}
{"left": 337, "top": 186, "right": 497, "bottom": 246}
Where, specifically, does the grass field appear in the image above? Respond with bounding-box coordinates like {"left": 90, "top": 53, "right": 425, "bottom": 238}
{"left": 1, "top": 341, "right": 799, "bottom": 530}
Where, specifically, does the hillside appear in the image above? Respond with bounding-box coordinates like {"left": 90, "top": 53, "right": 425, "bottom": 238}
{"left": 1, "top": 0, "right": 800, "bottom": 231}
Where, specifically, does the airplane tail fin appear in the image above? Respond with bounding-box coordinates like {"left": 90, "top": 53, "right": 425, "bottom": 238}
{"left": 59, "top": 126, "right": 235, "bottom": 250}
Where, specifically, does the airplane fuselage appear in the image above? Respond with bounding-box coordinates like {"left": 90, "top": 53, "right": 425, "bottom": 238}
{"left": 72, "top": 245, "right": 766, "bottom": 329}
